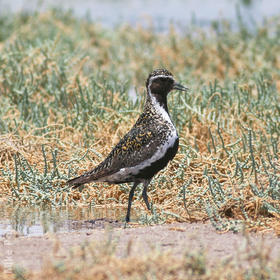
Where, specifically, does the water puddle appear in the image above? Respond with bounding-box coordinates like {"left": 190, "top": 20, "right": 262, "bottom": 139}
{"left": 0, "top": 203, "right": 125, "bottom": 237}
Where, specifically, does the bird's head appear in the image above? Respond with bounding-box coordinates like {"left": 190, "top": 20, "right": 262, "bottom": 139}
{"left": 146, "top": 69, "right": 188, "bottom": 97}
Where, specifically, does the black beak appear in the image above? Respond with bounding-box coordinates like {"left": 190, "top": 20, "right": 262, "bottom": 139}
{"left": 173, "top": 82, "right": 189, "bottom": 92}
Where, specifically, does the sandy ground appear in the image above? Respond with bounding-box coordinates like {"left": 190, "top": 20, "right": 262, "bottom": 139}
{"left": 0, "top": 221, "right": 279, "bottom": 272}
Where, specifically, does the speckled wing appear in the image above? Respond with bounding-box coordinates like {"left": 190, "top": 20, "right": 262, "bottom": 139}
{"left": 88, "top": 125, "right": 164, "bottom": 177}
{"left": 67, "top": 123, "right": 169, "bottom": 186}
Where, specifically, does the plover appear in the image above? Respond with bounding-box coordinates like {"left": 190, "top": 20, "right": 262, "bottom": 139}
{"left": 67, "top": 69, "right": 188, "bottom": 222}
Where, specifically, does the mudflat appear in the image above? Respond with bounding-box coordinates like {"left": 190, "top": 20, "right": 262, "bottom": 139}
{"left": 1, "top": 221, "right": 279, "bottom": 272}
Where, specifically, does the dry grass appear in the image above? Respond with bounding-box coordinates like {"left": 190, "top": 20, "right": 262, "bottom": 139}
{"left": 0, "top": 10, "right": 280, "bottom": 234}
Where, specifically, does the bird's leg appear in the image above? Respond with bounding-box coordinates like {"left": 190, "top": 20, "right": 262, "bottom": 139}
{"left": 142, "top": 179, "right": 151, "bottom": 211}
{"left": 125, "top": 182, "right": 139, "bottom": 223}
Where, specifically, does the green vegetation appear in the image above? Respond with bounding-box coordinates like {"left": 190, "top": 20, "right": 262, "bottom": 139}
{"left": 0, "top": 9, "right": 280, "bottom": 235}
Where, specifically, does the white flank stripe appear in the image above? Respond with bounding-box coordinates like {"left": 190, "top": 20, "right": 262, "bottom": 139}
{"left": 102, "top": 131, "right": 178, "bottom": 183}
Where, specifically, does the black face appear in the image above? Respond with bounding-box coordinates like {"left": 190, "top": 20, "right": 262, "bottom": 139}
{"left": 145, "top": 69, "right": 188, "bottom": 111}
{"left": 149, "top": 77, "right": 174, "bottom": 95}
{"left": 146, "top": 69, "right": 188, "bottom": 103}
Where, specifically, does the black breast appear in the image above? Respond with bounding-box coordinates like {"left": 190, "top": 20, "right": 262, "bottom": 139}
{"left": 136, "top": 137, "right": 179, "bottom": 180}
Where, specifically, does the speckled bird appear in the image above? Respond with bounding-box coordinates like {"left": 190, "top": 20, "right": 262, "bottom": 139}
{"left": 67, "top": 69, "right": 188, "bottom": 222}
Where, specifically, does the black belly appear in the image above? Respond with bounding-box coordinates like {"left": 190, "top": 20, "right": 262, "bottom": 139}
{"left": 135, "top": 137, "right": 179, "bottom": 180}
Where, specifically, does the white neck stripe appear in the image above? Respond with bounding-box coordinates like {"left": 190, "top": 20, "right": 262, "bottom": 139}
{"left": 149, "top": 75, "right": 174, "bottom": 84}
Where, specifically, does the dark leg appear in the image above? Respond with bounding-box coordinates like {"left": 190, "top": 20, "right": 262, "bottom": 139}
{"left": 126, "top": 182, "right": 139, "bottom": 222}
{"left": 142, "top": 179, "right": 151, "bottom": 211}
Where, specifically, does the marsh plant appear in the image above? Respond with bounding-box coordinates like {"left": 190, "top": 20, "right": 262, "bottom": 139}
{"left": 0, "top": 9, "right": 279, "bottom": 233}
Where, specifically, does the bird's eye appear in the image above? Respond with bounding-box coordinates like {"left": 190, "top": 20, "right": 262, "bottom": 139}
{"left": 156, "top": 78, "right": 166, "bottom": 83}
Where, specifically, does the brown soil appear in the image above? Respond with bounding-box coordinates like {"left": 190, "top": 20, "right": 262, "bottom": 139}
{"left": 1, "top": 221, "right": 279, "bottom": 273}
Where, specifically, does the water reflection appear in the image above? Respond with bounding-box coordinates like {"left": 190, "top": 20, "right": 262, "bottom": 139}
{"left": 0, "top": 204, "right": 124, "bottom": 237}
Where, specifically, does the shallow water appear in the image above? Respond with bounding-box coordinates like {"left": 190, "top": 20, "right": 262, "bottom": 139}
{"left": 1, "top": 0, "right": 280, "bottom": 31}
{"left": 0, "top": 204, "right": 125, "bottom": 237}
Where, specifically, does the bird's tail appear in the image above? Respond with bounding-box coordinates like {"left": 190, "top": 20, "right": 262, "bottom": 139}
{"left": 67, "top": 172, "right": 94, "bottom": 188}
